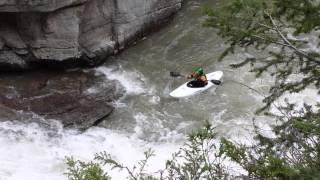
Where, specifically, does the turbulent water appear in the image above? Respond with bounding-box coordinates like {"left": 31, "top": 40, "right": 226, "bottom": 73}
{"left": 0, "top": 1, "right": 319, "bottom": 179}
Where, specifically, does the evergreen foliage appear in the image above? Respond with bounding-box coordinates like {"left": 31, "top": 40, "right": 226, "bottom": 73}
{"left": 203, "top": 0, "right": 320, "bottom": 112}
{"left": 65, "top": 157, "right": 110, "bottom": 180}
{"left": 202, "top": 0, "right": 320, "bottom": 179}
{"left": 165, "top": 122, "right": 229, "bottom": 179}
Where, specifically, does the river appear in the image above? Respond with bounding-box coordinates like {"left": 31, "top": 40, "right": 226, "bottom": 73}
{"left": 0, "top": 0, "right": 318, "bottom": 179}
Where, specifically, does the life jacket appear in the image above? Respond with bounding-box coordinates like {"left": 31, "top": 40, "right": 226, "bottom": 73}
{"left": 192, "top": 71, "right": 208, "bottom": 84}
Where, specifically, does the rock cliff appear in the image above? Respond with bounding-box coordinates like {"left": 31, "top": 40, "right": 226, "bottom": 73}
{"left": 0, "top": 0, "right": 182, "bottom": 70}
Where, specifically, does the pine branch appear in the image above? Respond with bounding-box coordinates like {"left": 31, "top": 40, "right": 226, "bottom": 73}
{"left": 265, "top": 11, "right": 320, "bottom": 65}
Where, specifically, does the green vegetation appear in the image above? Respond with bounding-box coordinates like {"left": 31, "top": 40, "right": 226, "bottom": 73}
{"left": 202, "top": 0, "right": 320, "bottom": 178}
{"left": 203, "top": 0, "right": 320, "bottom": 112}
{"left": 65, "top": 123, "right": 234, "bottom": 179}
{"left": 65, "top": 0, "right": 320, "bottom": 179}
{"left": 165, "top": 122, "right": 229, "bottom": 179}
{"left": 65, "top": 157, "right": 110, "bottom": 180}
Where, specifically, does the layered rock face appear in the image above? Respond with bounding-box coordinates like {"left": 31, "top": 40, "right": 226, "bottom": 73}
{"left": 0, "top": 0, "right": 182, "bottom": 70}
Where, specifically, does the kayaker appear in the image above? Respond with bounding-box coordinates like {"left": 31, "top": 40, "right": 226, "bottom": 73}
{"left": 186, "top": 66, "right": 208, "bottom": 87}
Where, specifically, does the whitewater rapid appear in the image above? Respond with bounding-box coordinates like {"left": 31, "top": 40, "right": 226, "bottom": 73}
{"left": 1, "top": 63, "right": 318, "bottom": 180}
{"left": 0, "top": 119, "right": 181, "bottom": 180}
{"left": 0, "top": 66, "right": 187, "bottom": 180}
{"left": 1, "top": 0, "right": 320, "bottom": 179}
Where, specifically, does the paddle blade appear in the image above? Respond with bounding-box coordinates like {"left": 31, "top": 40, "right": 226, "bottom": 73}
{"left": 211, "top": 80, "right": 222, "bottom": 85}
{"left": 170, "top": 71, "right": 181, "bottom": 77}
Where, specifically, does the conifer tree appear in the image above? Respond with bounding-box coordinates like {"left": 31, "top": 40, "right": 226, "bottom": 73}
{"left": 203, "top": 0, "right": 320, "bottom": 178}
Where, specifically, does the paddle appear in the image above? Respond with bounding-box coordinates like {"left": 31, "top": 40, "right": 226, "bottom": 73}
{"left": 169, "top": 71, "right": 222, "bottom": 85}
{"left": 210, "top": 79, "right": 222, "bottom": 85}
{"left": 170, "top": 71, "right": 183, "bottom": 77}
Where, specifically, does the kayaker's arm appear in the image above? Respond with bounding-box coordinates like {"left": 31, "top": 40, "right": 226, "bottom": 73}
{"left": 186, "top": 74, "right": 193, "bottom": 79}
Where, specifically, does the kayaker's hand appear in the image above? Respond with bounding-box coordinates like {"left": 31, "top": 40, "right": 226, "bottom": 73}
{"left": 186, "top": 75, "right": 192, "bottom": 79}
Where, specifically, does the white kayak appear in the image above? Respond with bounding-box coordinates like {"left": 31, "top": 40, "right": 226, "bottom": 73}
{"left": 169, "top": 71, "right": 223, "bottom": 98}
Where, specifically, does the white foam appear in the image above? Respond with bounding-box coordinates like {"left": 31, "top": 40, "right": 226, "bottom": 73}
{"left": 0, "top": 120, "right": 181, "bottom": 180}
{"left": 271, "top": 88, "right": 320, "bottom": 115}
{"left": 85, "top": 87, "right": 99, "bottom": 94}
{"left": 133, "top": 112, "right": 148, "bottom": 139}
{"left": 287, "top": 30, "right": 320, "bottom": 54}
{"left": 96, "top": 66, "right": 146, "bottom": 95}
{"left": 148, "top": 95, "right": 161, "bottom": 104}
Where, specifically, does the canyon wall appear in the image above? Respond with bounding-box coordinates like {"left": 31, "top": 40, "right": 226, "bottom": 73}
{"left": 0, "top": 0, "right": 182, "bottom": 70}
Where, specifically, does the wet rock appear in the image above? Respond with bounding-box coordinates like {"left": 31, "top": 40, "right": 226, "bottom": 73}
{"left": 0, "top": 0, "right": 182, "bottom": 71}
{"left": 0, "top": 104, "right": 19, "bottom": 121}
{"left": 0, "top": 51, "right": 30, "bottom": 70}
{"left": 0, "top": 0, "right": 88, "bottom": 12}
{"left": 0, "top": 69, "right": 121, "bottom": 129}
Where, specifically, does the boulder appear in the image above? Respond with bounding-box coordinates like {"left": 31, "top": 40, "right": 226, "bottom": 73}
{"left": 0, "top": 51, "right": 30, "bottom": 70}
{"left": 0, "top": 69, "right": 122, "bottom": 129}
{"left": 0, "top": 0, "right": 182, "bottom": 70}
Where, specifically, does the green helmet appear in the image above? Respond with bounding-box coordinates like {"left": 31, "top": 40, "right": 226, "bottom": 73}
{"left": 196, "top": 66, "right": 203, "bottom": 75}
